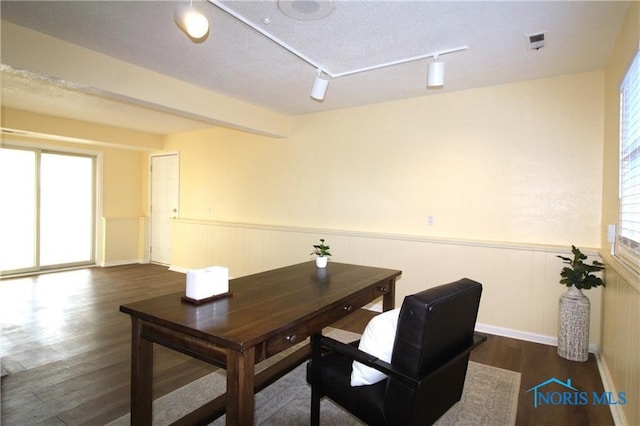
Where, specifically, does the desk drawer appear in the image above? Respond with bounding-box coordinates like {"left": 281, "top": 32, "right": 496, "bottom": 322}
{"left": 307, "top": 289, "right": 373, "bottom": 332}
{"left": 265, "top": 323, "right": 308, "bottom": 358}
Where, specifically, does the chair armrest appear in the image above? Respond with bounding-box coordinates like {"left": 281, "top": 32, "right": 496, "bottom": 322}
{"left": 315, "top": 332, "right": 487, "bottom": 389}
{"left": 317, "top": 335, "right": 417, "bottom": 387}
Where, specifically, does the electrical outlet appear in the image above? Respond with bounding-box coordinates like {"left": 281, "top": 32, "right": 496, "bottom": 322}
{"left": 427, "top": 215, "right": 435, "bottom": 226}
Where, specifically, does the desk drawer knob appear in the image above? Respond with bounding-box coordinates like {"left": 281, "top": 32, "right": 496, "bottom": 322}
{"left": 343, "top": 305, "right": 353, "bottom": 312}
{"left": 377, "top": 286, "right": 387, "bottom": 293}
{"left": 286, "top": 334, "right": 298, "bottom": 344}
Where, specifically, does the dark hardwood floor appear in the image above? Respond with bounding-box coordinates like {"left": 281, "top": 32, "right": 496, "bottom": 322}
{"left": 1, "top": 264, "right": 613, "bottom": 425}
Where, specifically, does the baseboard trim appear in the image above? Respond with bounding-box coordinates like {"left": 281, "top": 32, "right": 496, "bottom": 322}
{"left": 475, "top": 323, "right": 554, "bottom": 345}
{"left": 101, "top": 259, "right": 147, "bottom": 267}
{"left": 473, "top": 323, "right": 599, "bottom": 354}
{"left": 595, "top": 352, "right": 629, "bottom": 426}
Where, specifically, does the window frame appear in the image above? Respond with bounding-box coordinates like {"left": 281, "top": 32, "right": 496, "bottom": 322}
{"left": 616, "top": 50, "right": 640, "bottom": 273}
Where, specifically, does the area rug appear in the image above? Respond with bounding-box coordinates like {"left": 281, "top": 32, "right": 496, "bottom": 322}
{"left": 109, "top": 329, "right": 520, "bottom": 425}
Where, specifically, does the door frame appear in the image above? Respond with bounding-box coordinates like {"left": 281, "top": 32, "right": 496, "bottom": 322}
{"left": 148, "top": 152, "right": 180, "bottom": 266}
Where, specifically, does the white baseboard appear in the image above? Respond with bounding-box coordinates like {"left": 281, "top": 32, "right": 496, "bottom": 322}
{"left": 595, "top": 352, "right": 629, "bottom": 426}
{"left": 474, "top": 323, "right": 599, "bottom": 353}
{"left": 475, "top": 323, "right": 556, "bottom": 345}
{"left": 100, "top": 259, "right": 145, "bottom": 267}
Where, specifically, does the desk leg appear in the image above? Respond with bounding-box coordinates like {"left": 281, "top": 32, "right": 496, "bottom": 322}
{"left": 226, "top": 347, "right": 256, "bottom": 425}
{"left": 130, "top": 318, "right": 153, "bottom": 425}
{"left": 383, "top": 278, "right": 397, "bottom": 311}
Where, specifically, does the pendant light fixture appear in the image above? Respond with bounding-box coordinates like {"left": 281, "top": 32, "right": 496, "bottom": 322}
{"left": 175, "top": 1, "right": 210, "bottom": 41}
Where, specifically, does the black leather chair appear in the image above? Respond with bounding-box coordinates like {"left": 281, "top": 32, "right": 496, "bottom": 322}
{"left": 307, "top": 278, "right": 485, "bottom": 426}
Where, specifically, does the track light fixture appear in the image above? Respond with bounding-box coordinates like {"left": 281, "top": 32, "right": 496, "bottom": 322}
{"left": 208, "top": 0, "right": 467, "bottom": 101}
{"left": 310, "top": 70, "right": 329, "bottom": 101}
{"left": 427, "top": 55, "right": 445, "bottom": 88}
{"left": 175, "top": 1, "right": 209, "bottom": 41}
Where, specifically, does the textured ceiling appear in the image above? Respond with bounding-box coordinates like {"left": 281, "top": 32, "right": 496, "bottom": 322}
{"left": 0, "top": 0, "right": 631, "bottom": 135}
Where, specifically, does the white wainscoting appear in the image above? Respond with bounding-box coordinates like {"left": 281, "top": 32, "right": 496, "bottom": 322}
{"left": 170, "top": 218, "right": 604, "bottom": 349}
{"left": 599, "top": 257, "right": 639, "bottom": 426}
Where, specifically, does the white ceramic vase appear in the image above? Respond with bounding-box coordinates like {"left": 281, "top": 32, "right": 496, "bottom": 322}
{"left": 315, "top": 256, "right": 328, "bottom": 268}
{"left": 557, "top": 285, "right": 590, "bottom": 362}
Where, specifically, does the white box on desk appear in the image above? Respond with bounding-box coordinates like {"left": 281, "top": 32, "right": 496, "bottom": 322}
{"left": 185, "top": 266, "right": 229, "bottom": 300}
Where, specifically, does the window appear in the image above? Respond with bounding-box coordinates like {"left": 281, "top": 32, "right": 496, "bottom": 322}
{"left": 618, "top": 51, "right": 640, "bottom": 271}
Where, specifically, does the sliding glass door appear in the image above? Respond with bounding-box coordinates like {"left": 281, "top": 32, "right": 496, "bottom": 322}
{"left": 0, "top": 147, "right": 95, "bottom": 275}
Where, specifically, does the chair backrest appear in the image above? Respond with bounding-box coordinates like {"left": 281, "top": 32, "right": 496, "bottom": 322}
{"left": 383, "top": 278, "right": 482, "bottom": 425}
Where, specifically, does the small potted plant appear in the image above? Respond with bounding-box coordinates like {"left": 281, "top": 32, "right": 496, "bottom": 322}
{"left": 311, "top": 238, "right": 332, "bottom": 268}
{"left": 556, "top": 245, "right": 605, "bottom": 362}
{"left": 557, "top": 245, "right": 605, "bottom": 291}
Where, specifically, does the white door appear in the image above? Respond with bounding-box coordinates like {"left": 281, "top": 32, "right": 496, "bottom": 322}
{"left": 150, "top": 154, "right": 179, "bottom": 265}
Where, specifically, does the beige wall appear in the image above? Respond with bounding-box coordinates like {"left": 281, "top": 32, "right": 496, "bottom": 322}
{"left": 600, "top": 2, "right": 640, "bottom": 425}
{"left": 163, "top": 71, "right": 607, "bottom": 351}
{"left": 166, "top": 71, "right": 604, "bottom": 248}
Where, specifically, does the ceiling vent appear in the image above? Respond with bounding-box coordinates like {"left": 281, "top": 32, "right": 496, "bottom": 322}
{"left": 527, "top": 32, "right": 546, "bottom": 50}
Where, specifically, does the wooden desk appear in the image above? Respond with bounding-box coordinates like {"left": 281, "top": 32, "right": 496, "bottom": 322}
{"left": 120, "top": 261, "right": 401, "bottom": 425}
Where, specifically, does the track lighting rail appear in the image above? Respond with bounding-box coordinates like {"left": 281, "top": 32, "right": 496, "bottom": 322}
{"left": 206, "top": 0, "right": 467, "bottom": 100}
{"left": 209, "top": 0, "right": 467, "bottom": 79}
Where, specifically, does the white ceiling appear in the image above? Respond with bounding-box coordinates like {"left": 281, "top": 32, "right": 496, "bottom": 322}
{"left": 0, "top": 0, "right": 631, "bottom": 135}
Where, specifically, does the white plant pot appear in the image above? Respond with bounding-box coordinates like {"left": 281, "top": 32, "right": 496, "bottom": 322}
{"left": 557, "top": 285, "right": 590, "bottom": 362}
{"left": 315, "top": 256, "right": 328, "bottom": 268}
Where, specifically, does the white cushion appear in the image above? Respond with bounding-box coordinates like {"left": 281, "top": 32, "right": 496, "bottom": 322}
{"left": 350, "top": 308, "right": 400, "bottom": 387}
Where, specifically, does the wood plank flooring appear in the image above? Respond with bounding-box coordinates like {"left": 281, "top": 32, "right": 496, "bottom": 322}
{"left": 1, "top": 264, "right": 614, "bottom": 425}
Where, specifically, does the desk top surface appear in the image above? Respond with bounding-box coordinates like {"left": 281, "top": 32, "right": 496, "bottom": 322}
{"left": 120, "top": 261, "right": 401, "bottom": 350}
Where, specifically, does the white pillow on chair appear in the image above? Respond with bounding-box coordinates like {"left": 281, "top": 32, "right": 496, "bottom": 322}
{"left": 350, "top": 308, "right": 400, "bottom": 387}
